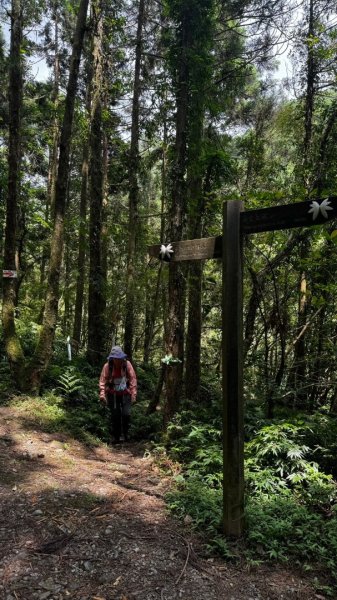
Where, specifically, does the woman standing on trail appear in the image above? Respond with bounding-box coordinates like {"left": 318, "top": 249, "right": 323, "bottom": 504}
{"left": 99, "top": 346, "right": 137, "bottom": 444}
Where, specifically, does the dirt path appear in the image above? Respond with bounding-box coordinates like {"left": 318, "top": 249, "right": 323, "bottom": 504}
{"left": 0, "top": 405, "right": 322, "bottom": 600}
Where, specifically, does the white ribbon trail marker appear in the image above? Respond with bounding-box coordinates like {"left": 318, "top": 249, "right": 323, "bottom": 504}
{"left": 67, "top": 336, "right": 72, "bottom": 362}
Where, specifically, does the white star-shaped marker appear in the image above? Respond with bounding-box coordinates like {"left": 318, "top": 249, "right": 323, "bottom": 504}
{"left": 308, "top": 198, "right": 333, "bottom": 221}
{"left": 159, "top": 243, "right": 174, "bottom": 261}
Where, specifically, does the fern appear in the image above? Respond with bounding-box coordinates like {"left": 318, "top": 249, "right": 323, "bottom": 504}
{"left": 57, "top": 368, "right": 84, "bottom": 400}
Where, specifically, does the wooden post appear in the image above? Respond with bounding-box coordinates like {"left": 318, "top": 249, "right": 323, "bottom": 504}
{"left": 222, "top": 200, "right": 244, "bottom": 537}
{"left": 148, "top": 195, "right": 337, "bottom": 539}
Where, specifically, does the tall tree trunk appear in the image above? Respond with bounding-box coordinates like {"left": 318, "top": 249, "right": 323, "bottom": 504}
{"left": 72, "top": 53, "right": 93, "bottom": 347}
{"left": 101, "top": 124, "right": 109, "bottom": 343}
{"left": 2, "top": 0, "right": 25, "bottom": 380}
{"left": 143, "top": 263, "right": 163, "bottom": 364}
{"left": 28, "top": 0, "right": 89, "bottom": 392}
{"left": 185, "top": 169, "right": 203, "bottom": 402}
{"left": 164, "top": 6, "right": 190, "bottom": 425}
{"left": 291, "top": 1, "right": 317, "bottom": 406}
{"left": 87, "top": 0, "right": 105, "bottom": 365}
{"left": 143, "top": 131, "right": 168, "bottom": 365}
{"left": 303, "top": 0, "right": 315, "bottom": 194}
{"left": 291, "top": 243, "right": 309, "bottom": 407}
{"left": 312, "top": 100, "right": 337, "bottom": 195}
{"left": 72, "top": 143, "right": 89, "bottom": 346}
{"left": 124, "top": 0, "right": 145, "bottom": 359}
{"left": 40, "top": 3, "right": 60, "bottom": 296}
{"left": 185, "top": 117, "right": 208, "bottom": 402}
{"left": 63, "top": 182, "right": 71, "bottom": 333}
{"left": 308, "top": 306, "right": 325, "bottom": 410}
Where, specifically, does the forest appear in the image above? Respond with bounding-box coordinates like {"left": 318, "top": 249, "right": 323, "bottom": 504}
{"left": 1, "top": 0, "right": 337, "bottom": 596}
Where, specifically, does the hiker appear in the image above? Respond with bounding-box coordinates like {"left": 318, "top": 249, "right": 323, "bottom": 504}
{"left": 99, "top": 346, "right": 137, "bottom": 444}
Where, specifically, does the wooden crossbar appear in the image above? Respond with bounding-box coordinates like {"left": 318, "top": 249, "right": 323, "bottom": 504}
{"left": 148, "top": 196, "right": 337, "bottom": 261}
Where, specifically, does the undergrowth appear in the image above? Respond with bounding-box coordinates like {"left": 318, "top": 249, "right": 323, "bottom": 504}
{"left": 2, "top": 355, "right": 162, "bottom": 446}
{"left": 162, "top": 405, "right": 337, "bottom": 593}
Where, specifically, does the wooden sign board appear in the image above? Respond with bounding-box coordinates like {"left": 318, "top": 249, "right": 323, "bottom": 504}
{"left": 148, "top": 198, "right": 337, "bottom": 261}
{"left": 241, "top": 196, "right": 337, "bottom": 234}
{"left": 148, "top": 236, "right": 222, "bottom": 262}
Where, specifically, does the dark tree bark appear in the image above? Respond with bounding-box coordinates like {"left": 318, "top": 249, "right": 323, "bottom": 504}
{"left": 302, "top": 0, "right": 316, "bottom": 193}
{"left": 143, "top": 263, "right": 163, "bottom": 364}
{"left": 73, "top": 48, "right": 93, "bottom": 347}
{"left": 185, "top": 144, "right": 212, "bottom": 402}
{"left": 72, "top": 142, "right": 89, "bottom": 346}
{"left": 63, "top": 179, "right": 72, "bottom": 333}
{"left": 312, "top": 100, "right": 337, "bottom": 195}
{"left": 293, "top": 254, "right": 309, "bottom": 405}
{"left": 49, "top": 2, "right": 60, "bottom": 222}
{"left": 185, "top": 167, "right": 203, "bottom": 402}
{"left": 147, "top": 364, "right": 166, "bottom": 415}
{"left": 87, "top": 0, "right": 106, "bottom": 365}
{"left": 40, "top": 3, "right": 60, "bottom": 297}
{"left": 164, "top": 5, "right": 190, "bottom": 425}
{"left": 124, "top": 0, "right": 145, "bottom": 359}
{"left": 2, "top": 0, "right": 25, "bottom": 380}
{"left": 143, "top": 112, "right": 168, "bottom": 365}
{"left": 100, "top": 123, "right": 109, "bottom": 344}
{"left": 28, "top": 0, "right": 89, "bottom": 391}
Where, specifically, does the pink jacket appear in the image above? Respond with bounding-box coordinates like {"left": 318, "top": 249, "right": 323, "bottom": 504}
{"left": 99, "top": 360, "right": 137, "bottom": 402}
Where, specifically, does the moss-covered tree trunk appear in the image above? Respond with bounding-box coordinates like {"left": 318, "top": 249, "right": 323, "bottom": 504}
{"left": 27, "top": 0, "right": 89, "bottom": 392}
{"left": 2, "top": 0, "right": 25, "bottom": 381}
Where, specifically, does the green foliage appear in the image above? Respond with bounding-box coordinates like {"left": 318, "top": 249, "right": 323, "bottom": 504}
{"left": 7, "top": 354, "right": 162, "bottom": 444}
{"left": 161, "top": 354, "right": 182, "bottom": 365}
{"left": 300, "top": 412, "right": 337, "bottom": 478}
{"left": 15, "top": 320, "right": 41, "bottom": 357}
{"left": 12, "top": 391, "right": 108, "bottom": 446}
{"left": 161, "top": 410, "right": 337, "bottom": 587}
{"left": 245, "top": 494, "right": 337, "bottom": 573}
{"left": 167, "top": 477, "right": 222, "bottom": 533}
{"left": 130, "top": 403, "right": 162, "bottom": 441}
{"left": 56, "top": 367, "right": 84, "bottom": 400}
{"left": 246, "top": 422, "right": 314, "bottom": 482}
{"left": 136, "top": 364, "right": 160, "bottom": 401}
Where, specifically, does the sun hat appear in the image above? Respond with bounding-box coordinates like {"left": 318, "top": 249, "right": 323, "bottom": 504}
{"left": 107, "top": 345, "right": 127, "bottom": 360}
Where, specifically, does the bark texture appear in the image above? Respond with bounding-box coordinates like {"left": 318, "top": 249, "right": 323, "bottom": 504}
{"left": 87, "top": 1, "right": 106, "bottom": 365}
{"left": 28, "top": 0, "right": 89, "bottom": 391}
{"left": 164, "top": 6, "right": 190, "bottom": 425}
{"left": 2, "top": 0, "right": 25, "bottom": 381}
{"left": 124, "top": 0, "right": 145, "bottom": 359}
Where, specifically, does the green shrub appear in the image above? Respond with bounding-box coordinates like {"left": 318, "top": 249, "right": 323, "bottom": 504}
{"left": 136, "top": 364, "right": 158, "bottom": 401}
{"left": 130, "top": 402, "right": 162, "bottom": 440}
{"left": 161, "top": 411, "right": 337, "bottom": 588}
{"left": 246, "top": 493, "right": 337, "bottom": 574}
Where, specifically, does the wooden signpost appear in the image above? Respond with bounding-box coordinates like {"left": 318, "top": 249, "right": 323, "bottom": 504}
{"left": 148, "top": 195, "right": 337, "bottom": 537}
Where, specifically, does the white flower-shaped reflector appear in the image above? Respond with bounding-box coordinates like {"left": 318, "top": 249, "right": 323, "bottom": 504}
{"left": 159, "top": 243, "right": 174, "bottom": 262}
{"left": 308, "top": 198, "right": 333, "bottom": 221}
